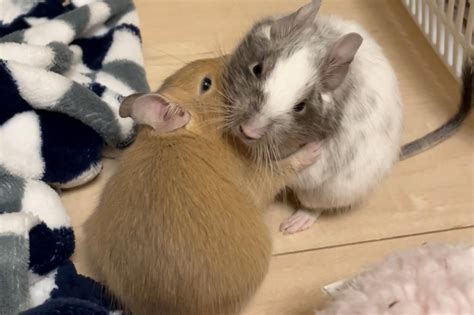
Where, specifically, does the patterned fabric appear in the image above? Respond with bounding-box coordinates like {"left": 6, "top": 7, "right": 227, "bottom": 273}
{"left": 0, "top": 0, "right": 149, "bottom": 313}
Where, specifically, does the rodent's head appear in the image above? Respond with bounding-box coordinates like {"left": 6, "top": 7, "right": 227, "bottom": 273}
{"left": 120, "top": 57, "right": 227, "bottom": 136}
{"left": 223, "top": 0, "right": 362, "bottom": 158}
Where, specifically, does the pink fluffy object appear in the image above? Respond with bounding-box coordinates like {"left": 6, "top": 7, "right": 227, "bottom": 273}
{"left": 317, "top": 243, "right": 474, "bottom": 315}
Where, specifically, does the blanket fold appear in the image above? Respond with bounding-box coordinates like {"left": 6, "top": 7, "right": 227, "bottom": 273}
{"left": 0, "top": 0, "right": 149, "bottom": 313}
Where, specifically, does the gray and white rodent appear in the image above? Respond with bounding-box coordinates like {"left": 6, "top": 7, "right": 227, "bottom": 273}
{"left": 223, "top": 0, "right": 473, "bottom": 234}
{"left": 83, "top": 57, "right": 321, "bottom": 315}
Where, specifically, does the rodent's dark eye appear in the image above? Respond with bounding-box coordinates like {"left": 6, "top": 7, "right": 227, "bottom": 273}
{"left": 252, "top": 63, "right": 263, "bottom": 78}
{"left": 294, "top": 102, "right": 306, "bottom": 113}
{"left": 201, "top": 77, "right": 212, "bottom": 93}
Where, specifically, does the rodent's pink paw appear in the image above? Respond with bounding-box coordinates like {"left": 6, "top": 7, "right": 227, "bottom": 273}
{"left": 279, "top": 209, "right": 321, "bottom": 235}
{"left": 297, "top": 142, "right": 321, "bottom": 166}
{"left": 305, "top": 141, "right": 322, "bottom": 153}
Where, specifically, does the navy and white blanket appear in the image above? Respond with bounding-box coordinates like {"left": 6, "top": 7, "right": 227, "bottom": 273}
{"left": 0, "top": 0, "right": 149, "bottom": 313}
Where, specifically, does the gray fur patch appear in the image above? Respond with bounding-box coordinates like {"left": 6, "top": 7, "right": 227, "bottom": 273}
{"left": 56, "top": 83, "right": 123, "bottom": 146}
{"left": 0, "top": 31, "right": 24, "bottom": 43}
{"left": 58, "top": 5, "right": 90, "bottom": 35}
{"left": 0, "top": 235, "right": 30, "bottom": 314}
{"left": 85, "top": 72, "right": 96, "bottom": 82}
{"left": 102, "top": 60, "right": 150, "bottom": 93}
{"left": 47, "top": 42, "right": 74, "bottom": 74}
{"left": 0, "top": 168, "right": 25, "bottom": 213}
{"left": 104, "top": 0, "right": 133, "bottom": 15}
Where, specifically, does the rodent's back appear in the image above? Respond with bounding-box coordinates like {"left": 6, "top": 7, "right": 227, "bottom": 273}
{"left": 84, "top": 131, "right": 271, "bottom": 315}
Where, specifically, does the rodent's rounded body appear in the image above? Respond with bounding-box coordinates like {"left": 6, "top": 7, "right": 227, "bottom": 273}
{"left": 289, "top": 15, "right": 403, "bottom": 208}
{"left": 84, "top": 131, "right": 271, "bottom": 315}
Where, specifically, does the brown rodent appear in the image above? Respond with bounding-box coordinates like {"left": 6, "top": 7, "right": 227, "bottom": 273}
{"left": 83, "top": 57, "right": 321, "bottom": 315}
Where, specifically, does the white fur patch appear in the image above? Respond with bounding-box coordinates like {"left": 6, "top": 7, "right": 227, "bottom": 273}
{"left": 24, "top": 17, "right": 50, "bottom": 27}
{"left": 22, "top": 180, "right": 70, "bottom": 229}
{"left": 103, "top": 29, "right": 144, "bottom": 66}
{"left": 321, "top": 93, "right": 332, "bottom": 103}
{"left": 64, "top": 69, "right": 92, "bottom": 85}
{"left": 0, "top": 43, "right": 54, "bottom": 69}
{"left": 87, "top": 1, "right": 111, "bottom": 30}
{"left": 29, "top": 270, "right": 58, "bottom": 308}
{"left": 8, "top": 61, "right": 72, "bottom": 109}
{"left": 0, "top": 212, "right": 39, "bottom": 236}
{"left": 95, "top": 71, "right": 134, "bottom": 96}
{"left": 0, "top": 112, "right": 45, "bottom": 178}
{"left": 116, "top": 10, "right": 140, "bottom": 27}
{"left": 263, "top": 47, "right": 313, "bottom": 117}
{"left": 72, "top": 0, "right": 96, "bottom": 6}
{"left": 23, "top": 20, "right": 75, "bottom": 45}
{"left": 0, "top": 0, "right": 37, "bottom": 24}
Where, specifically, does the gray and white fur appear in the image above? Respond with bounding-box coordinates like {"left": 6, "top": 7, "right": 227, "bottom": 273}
{"left": 223, "top": 0, "right": 473, "bottom": 234}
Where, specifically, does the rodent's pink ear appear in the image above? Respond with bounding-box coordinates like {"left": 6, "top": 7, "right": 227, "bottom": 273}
{"left": 271, "top": 0, "right": 321, "bottom": 36}
{"left": 321, "top": 33, "right": 363, "bottom": 92}
{"left": 119, "top": 93, "right": 191, "bottom": 133}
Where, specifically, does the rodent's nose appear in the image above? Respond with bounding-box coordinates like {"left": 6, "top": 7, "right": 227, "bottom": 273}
{"left": 239, "top": 124, "right": 263, "bottom": 140}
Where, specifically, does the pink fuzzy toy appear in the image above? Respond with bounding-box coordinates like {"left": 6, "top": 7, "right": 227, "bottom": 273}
{"left": 317, "top": 243, "right": 474, "bottom": 315}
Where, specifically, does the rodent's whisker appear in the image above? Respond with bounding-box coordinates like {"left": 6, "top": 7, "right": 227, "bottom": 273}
{"left": 154, "top": 48, "right": 188, "bottom": 65}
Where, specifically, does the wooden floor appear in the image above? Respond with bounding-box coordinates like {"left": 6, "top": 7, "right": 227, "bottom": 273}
{"left": 65, "top": 0, "right": 474, "bottom": 314}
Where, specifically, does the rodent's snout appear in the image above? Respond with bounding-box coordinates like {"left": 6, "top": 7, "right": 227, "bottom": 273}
{"left": 239, "top": 123, "right": 264, "bottom": 140}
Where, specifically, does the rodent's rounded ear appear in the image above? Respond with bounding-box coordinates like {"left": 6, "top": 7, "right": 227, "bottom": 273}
{"left": 271, "top": 0, "right": 321, "bottom": 37}
{"left": 119, "top": 93, "right": 191, "bottom": 133}
{"left": 321, "top": 32, "right": 363, "bottom": 92}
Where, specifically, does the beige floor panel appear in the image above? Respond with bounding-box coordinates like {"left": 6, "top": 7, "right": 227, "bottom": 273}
{"left": 243, "top": 228, "right": 474, "bottom": 315}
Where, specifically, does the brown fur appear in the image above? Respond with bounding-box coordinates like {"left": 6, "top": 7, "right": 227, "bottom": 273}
{"left": 83, "top": 58, "right": 317, "bottom": 315}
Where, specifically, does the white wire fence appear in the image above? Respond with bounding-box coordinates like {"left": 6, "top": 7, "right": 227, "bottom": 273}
{"left": 402, "top": 0, "right": 474, "bottom": 80}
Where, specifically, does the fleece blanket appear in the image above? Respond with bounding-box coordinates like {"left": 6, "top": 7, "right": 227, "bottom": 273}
{"left": 318, "top": 243, "right": 474, "bottom": 315}
{"left": 0, "top": 0, "right": 149, "bottom": 313}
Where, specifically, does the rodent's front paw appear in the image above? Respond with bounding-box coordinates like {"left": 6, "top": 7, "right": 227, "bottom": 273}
{"left": 296, "top": 142, "right": 321, "bottom": 168}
